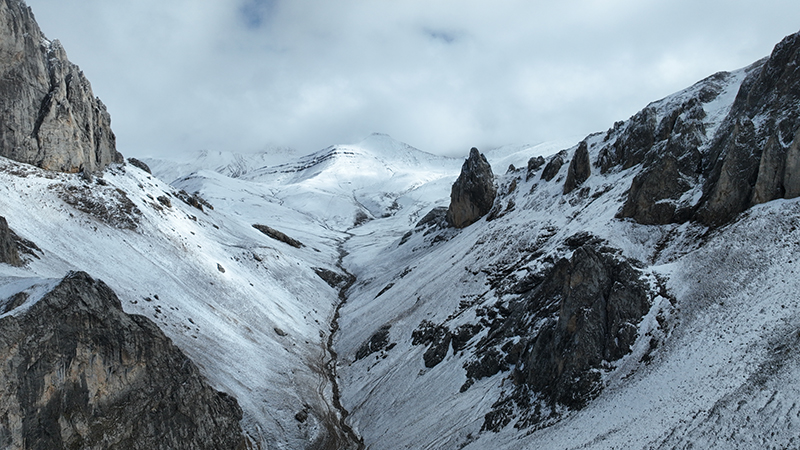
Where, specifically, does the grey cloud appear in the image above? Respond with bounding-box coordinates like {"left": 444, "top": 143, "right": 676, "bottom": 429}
{"left": 23, "top": 0, "right": 800, "bottom": 159}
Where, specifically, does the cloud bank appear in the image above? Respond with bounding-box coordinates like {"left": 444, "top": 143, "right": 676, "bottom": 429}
{"left": 24, "top": 0, "right": 800, "bottom": 158}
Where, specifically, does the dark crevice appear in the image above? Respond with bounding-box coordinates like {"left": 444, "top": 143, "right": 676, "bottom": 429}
{"left": 321, "top": 236, "right": 364, "bottom": 450}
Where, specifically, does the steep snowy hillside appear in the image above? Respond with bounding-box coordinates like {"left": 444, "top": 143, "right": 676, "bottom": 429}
{"left": 0, "top": 158, "right": 359, "bottom": 448}
{"left": 327, "top": 32, "right": 800, "bottom": 450}
{"left": 144, "top": 147, "right": 299, "bottom": 184}
{"left": 6, "top": 0, "right": 800, "bottom": 447}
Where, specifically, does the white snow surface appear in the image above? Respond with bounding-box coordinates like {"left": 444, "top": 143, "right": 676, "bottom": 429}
{"left": 4, "top": 65, "right": 800, "bottom": 449}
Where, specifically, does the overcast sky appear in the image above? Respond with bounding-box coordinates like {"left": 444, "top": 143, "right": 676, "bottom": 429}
{"left": 23, "top": 0, "right": 800, "bottom": 159}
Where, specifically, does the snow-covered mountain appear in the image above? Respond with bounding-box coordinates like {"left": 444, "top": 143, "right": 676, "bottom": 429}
{"left": 4, "top": 1, "right": 800, "bottom": 448}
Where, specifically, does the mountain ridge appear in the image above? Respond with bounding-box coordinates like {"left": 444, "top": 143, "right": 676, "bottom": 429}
{"left": 2, "top": 2, "right": 800, "bottom": 449}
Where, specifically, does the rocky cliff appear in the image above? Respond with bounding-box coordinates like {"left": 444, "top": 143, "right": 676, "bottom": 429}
{"left": 446, "top": 148, "right": 497, "bottom": 228}
{"left": 601, "top": 29, "right": 800, "bottom": 227}
{"left": 0, "top": 271, "right": 246, "bottom": 450}
{"left": 0, "top": 0, "right": 122, "bottom": 173}
{"left": 697, "top": 31, "right": 800, "bottom": 225}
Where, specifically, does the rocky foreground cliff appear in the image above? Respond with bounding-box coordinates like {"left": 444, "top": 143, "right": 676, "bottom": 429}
{"left": 0, "top": 271, "right": 246, "bottom": 449}
{"left": 0, "top": 0, "right": 122, "bottom": 173}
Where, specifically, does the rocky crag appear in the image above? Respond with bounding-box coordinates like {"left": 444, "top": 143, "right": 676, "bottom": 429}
{"left": 446, "top": 147, "right": 497, "bottom": 228}
{"left": 599, "top": 30, "right": 800, "bottom": 227}
{"left": 0, "top": 271, "right": 246, "bottom": 449}
{"left": 0, "top": 0, "right": 122, "bottom": 173}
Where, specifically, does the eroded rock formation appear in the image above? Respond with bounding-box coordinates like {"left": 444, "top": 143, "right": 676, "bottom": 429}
{"left": 0, "top": 271, "right": 246, "bottom": 449}
{"left": 697, "top": 32, "right": 800, "bottom": 225}
{"left": 446, "top": 147, "right": 497, "bottom": 228}
{"left": 563, "top": 141, "right": 591, "bottom": 194}
{"left": 0, "top": 0, "right": 122, "bottom": 173}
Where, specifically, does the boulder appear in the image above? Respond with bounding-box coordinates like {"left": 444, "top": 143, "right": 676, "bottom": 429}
{"left": 446, "top": 148, "right": 497, "bottom": 228}
{"left": 0, "top": 271, "right": 246, "bottom": 449}
{"left": 526, "top": 155, "right": 545, "bottom": 181}
{"left": 127, "top": 157, "right": 152, "bottom": 174}
{"left": 0, "top": 0, "right": 122, "bottom": 173}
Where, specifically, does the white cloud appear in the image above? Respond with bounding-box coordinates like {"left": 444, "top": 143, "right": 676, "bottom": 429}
{"left": 23, "top": 0, "right": 800, "bottom": 158}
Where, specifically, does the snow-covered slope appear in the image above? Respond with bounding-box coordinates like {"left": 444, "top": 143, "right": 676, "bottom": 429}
{"left": 0, "top": 158, "right": 354, "bottom": 448}
{"left": 144, "top": 147, "right": 300, "bottom": 184}
{"left": 327, "top": 59, "right": 800, "bottom": 450}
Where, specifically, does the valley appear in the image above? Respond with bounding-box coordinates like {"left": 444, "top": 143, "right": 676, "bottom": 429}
{"left": 3, "top": 0, "right": 800, "bottom": 448}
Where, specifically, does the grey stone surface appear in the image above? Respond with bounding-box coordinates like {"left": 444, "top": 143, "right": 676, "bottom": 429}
{"left": 563, "top": 141, "right": 591, "bottom": 194}
{"left": 0, "top": 271, "right": 246, "bottom": 450}
{"left": 446, "top": 148, "right": 497, "bottom": 228}
{"left": 0, "top": 0, "right": 122, "bottom": 173}
{"left": 0, "top": 216, "right": 21, "bottom": 267}
{"left": 697, "top": 32, "right": 800, "bottom": 225}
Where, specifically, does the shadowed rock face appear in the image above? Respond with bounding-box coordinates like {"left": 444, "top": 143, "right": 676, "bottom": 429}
{"left": 446, "top": 147, "right": 497, "bottom": 228}
{"left": 0, "top": 271, "right": 246, "bottom": 450}
{"left": 696, "top": 31, "right": 800, "bottom": 225}
{"left": 603, "top": 74, "right": 723, "bottom": 225}
{"left": 0, "top": 216, "right": 21, "bottom": 267}
{"left": 0, "top": 0, "right": 122, "bottom": 173}
{"left": 563, "top": 141, "right": 591, "bottom": 194}
{"left": 515, "top": 245, "right": 650, "bottom": 408}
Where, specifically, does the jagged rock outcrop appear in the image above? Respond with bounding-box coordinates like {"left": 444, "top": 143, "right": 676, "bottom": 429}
{"left": 0, "top": 0, "right": 122, "bottom": 173}
{"left": 0, "top": 271, "right": 246, "bottom": 449}
{"left": 563, "top": 141, "right": 591, "bottom": 194}
{"left": 603, "top": 30, "right": 800, "bottom": 226}
{"left": 598, "top": 71, "right": 730, "bottom": 224}
{"left": 446, "top": 147, "right": 497, "bottom": 228}
{"left": 458, "top": 241, "right": 652, "bottom": 431}
{"left": 0, "top": 216, "right": 22, "bottom": 266}
{"left": 541, "top": 150, "right": 566, "bottom": 182}
{"left": 526, "top": 155, "right": 545, "bottom": 181}
{"left": 696, "top": 31, "right": 800, "bottom": 225}
{"left": 127, "top": 157, "right": 152, "bottom": 174}
{"left": 516, "top": 245, "right": 649, "bottom": 407}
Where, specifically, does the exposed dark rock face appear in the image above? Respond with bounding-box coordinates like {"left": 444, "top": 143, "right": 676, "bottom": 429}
{"left": 449, "top": 241, "right": 653, "bottom": 431}
{"left": 127, "top": 157, "right": 152, "bottom": 174}
{"left": 619, "top": 154, "right": 696, "bottom": 224}
{"left": 411, "top": 320, "right": 452, "bottom": 368}
{"left": 541, "top": 150, "right": 566, "bottom": 182}
{"left": 355, "top": 324, "right": 392, "bottom": 361}
{"left": 604, "top": 31, "right": 800, "bottom": 226}
{"left": 515, "top": 246, "right": 649, "bottom": 408}
{"left": 563, "top": 141, "right": 591, "bottom": 194}
{"left": 446, "top": 148, "right": 497, "bottom": 228}
{"left": 526, "top": 156, "right": 545, "bottom": 181}
{"left": 253, "top": 224, "right": 304, "bottom": 248}
{"left": 600, "top": 72, "right": 729, "bottom": 224}
{"left": 0, "top": 216, "right": 22, "bottom": 266}
{"left": 696, "top": 32, "right": 800, "bottom": 225}
{"left": 0, "top": 0, "right": 122, "bottom": 173}
{"left": 0, "top": 271, "right": 246, "bottom": 449}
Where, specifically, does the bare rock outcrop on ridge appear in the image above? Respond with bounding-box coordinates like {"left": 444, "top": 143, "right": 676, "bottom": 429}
{"left": 446, "top": 147, "right": 497, "bottom": 228}
{"left": 697, "top": 31, "right": 800, "bottom": 225}
{"left": 0, "top": 0, "right": 122, "bottom": 173}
